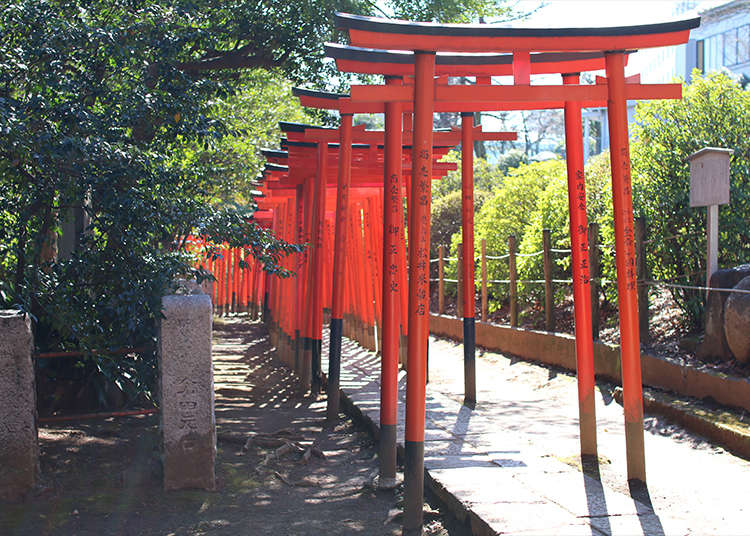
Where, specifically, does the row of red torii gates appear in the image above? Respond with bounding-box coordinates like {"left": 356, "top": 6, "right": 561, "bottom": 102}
{"left": 240, "top": 13, "right": 699, "bottom": 535}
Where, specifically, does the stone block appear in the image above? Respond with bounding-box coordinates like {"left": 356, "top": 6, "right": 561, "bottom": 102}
{"left": 724, "top": 275, "right": 750, "bottom": 364}
{"left": 159, "top": 294, "right": 215, "bottom": 490}
{"left": 697, "top": 264, "right": 750, "bottom": 362}
{"left": 0, "top": 311, "right": 38, "bottom": 500}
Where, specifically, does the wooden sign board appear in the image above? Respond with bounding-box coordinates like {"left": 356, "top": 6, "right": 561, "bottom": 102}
{"left": 688, "top": 147, "right": 733, "bottom": 207}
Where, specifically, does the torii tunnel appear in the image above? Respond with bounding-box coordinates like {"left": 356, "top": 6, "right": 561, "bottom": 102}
{"left": 251, "top": 12, "right": 699, "bottom": 536}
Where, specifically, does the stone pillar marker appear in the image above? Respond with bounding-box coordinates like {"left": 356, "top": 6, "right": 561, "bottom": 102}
{"left": 159, "top": 294, "right": 215, "bottom": 491}
{"left": 0, "top": 311, "right": 38, "bottom": 500}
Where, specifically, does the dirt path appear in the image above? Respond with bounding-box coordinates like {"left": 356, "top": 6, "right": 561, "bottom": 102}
{"left": 1, "top": 317, "right": 466, "bottom": 536}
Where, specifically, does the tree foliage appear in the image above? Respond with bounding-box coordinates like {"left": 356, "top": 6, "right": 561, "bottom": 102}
{"left": 631, "top": 71, "right": 750, "bottom": 328}
{"left": 431, "top": 150, "right": 497, "bottom": 262}
{"left": 515, "top": 152, "right": 614, "bottom": 304}
{"left": 469, "top": 159, "right": 565, "bottom": 305}
{"left": 0, "top": 1, "right": 321, "bottom": 405}
{"left": 0, "top": 0, "right": 547, "bottom": 406}
{"left": 389, "top": 0, "right": 513, "bottom": 23}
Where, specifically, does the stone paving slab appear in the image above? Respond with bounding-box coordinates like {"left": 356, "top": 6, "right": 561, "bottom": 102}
{"left": 325, "top": 332, "right": 750, "bottom": 535}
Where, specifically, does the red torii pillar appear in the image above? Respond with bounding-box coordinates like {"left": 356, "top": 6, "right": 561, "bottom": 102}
{"left": 379, "top": 75, "right": 403, "bottom": 488}
{"left": 327, "top": 113, "right": 353, "bottom": 421}
{"left": 294, "top": 184, "right": 305, "bottom": 375}
{"left": 605, "top": 52, "right": 645, "bottom": 482}
{"left": 300, "top": 171, "right": 315, "bottom": 389}
{"left": 562, "top": 73, "right": 598, "bottom": 457}
{"left": 460, "top": 111, "right": 476, "bottom": 407}
{"left": 404, "top": 51, "right": 435, "bottom": 536}
{"left": 311, "top": 141, "right": 328, "bottom": 394}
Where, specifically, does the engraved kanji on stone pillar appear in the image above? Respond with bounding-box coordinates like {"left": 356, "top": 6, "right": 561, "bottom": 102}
{"left": 159, "top": 294, "right": 215, "bottom": 490}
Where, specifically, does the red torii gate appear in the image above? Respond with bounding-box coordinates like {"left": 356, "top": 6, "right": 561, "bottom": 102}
{"left": 292, "top": 85, "right": 516, "bottom": 488}
{"left": 328, "top": 43, "right": 617, "bottom": 500}
{"left": 334, "top": 12, "right": 699, "bottom": 535}
{"left": 325, "top": 43, "right": 619, "bottom": 421}
{"left": 262, "top": 120, "right": 459, "bottom": 400}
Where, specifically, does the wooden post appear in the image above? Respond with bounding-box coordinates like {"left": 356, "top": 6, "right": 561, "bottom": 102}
{"left": 508, "top": 235, "right": 518, "bottom": 327}
{"left": 438, "top": 245, "right": 445, "bottom": 314}
{"left": 707, "top": 204, "right": 719, "bottom": 293}
{"left": 588, "top": 223, "right": 600, "bottom": 340}
{"left": 481, "top": 239, "right": 488, "bottom": 323}
{"left": 457, "top": 243, "right": 463, "bottom": 318}
{"left": 687, "top": 147, "right": 732, "bottom": 292}
{"left": 635, "top": 217, "right": 649, "bottom": 343}
{"left": 542, "top": 229, "right": 554, "bottom": 331}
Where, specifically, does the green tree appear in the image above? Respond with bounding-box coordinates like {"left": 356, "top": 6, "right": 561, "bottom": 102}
{"left": 0, "top": 1, "right": 324, "bottom": 405}
{"left": 495, "top": 148, "right": 528, "bottom": 175}
{"left": 177, "top": 69, "right": 312, "bottom": 205}
{"left": 378, "top": 0, "right": 518, "bottom": 24}
{"left": 515, "top": 152, "right": 614, "bottom": 304}
{"left": 431, "top": 150, "right": 497, "bottom": 262}
{"left": 631, "top": 71, "right": 750, "bottom": 328}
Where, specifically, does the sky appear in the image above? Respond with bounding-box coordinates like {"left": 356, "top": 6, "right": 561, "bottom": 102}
{"left": 515, "top": 0, "right": 695, "bottom": 27}
{"left": 508, "top": 0, "right": 724, "bottom": 78}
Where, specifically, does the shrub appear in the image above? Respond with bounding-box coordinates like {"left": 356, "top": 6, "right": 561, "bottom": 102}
{"left": 463, "top": 159, "right": 565, "bottom": 308}
{"left": 631, "top": 71, "right": 750, "bottom": 328}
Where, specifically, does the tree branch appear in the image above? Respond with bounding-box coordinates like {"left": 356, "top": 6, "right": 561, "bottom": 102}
{"left": 178, "top": 44, "right": 279, "bottom": 73}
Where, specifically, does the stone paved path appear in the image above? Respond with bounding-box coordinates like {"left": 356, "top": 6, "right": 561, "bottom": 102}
{"left": 324, "top": 330, "right": 750, "bottom": 535}
{"left": 211, "top": 318, "right": 466, "bottom": 535}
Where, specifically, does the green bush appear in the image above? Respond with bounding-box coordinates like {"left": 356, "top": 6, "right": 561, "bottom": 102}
{"left": 631, "top": 71, "right": 750, "bottom": 328}
{"left": 466, "top": 159, "right": 565, "bottom": 308}
{"left": 0, "top": 2, "right": 307, "bottom": 407}
{"left": 431, "top": 150, "right": 497, "bottom": 276}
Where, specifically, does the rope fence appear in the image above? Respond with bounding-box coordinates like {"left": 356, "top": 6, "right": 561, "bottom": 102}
{"left": 432, "top": 219, "right": 746, "bottom": 337}
{"left": 436, "top": 277, "right": 750, "bottom": 294}
{"left": 644, "top": 280, "right": 750, "bottom": 295}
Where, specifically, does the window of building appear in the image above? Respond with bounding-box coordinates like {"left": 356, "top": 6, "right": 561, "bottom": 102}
{"left": 703, "top": 24, "right": 750, "bottom": 71}
{"left": 705, "top": 33, "right": 722, "bottom": 71}
{"left": 739, "top": 25, "right": 750, "bottom": 65}
{"left": 724, "top": 27, "right": 738, "bottom": 65}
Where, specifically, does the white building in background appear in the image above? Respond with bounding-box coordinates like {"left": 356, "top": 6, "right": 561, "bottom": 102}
{"left": 690, "top": 0, "right": 750, "bottom": 78}
{"left": 583, "top": 0, "right": 750, "bottom": 160}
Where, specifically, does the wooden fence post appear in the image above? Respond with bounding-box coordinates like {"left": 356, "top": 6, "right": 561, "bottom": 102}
{"left": 508, "top": 235, "right": 518, "bottom": 327}
{"left": 481, "top": 239, "right": 488, "bottom": 323}
{"left": 543, "top": 229, "right": 554, "bottom": 331}
{"left": 588, "top": 223, "right": 600, "bottom": 339}
{"left": 635, "top": 217, "right": 649, "bottom": 343}
{"left": 457, "top": 243, "right": 463, "bottom": 318}
{"left": 438, "top": 245, "right": 445, "bottom": 315}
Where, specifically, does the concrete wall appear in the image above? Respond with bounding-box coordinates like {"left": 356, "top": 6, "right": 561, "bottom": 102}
{"left": 430, "top": 314, "right": 750, "bottom": 414}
